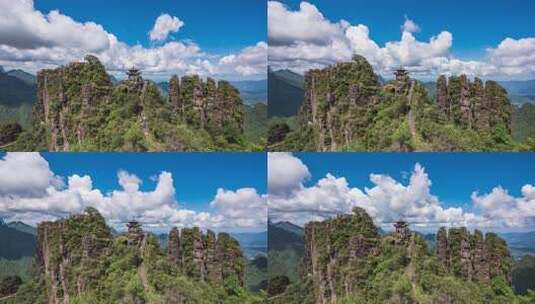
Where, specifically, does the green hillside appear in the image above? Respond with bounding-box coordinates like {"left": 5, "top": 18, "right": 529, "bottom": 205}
{"left": 268, "top": 69, "right": 304, "bottom": 117}
{"left": 2, "top": 209, "right": 265, "bottom": 303}
{"left": 270, "top": 208, "right": 535, "bottom": 303}
{"left": 270, "top": 56, "right": 535, "bottom": 152}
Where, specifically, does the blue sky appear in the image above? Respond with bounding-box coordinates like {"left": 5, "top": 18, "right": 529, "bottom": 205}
{"left": 0, "top": 152, "right": 266, "bottom": 232}
{"left": 35, "top": 0, "right": 266, "bottom": 54}
{"left": 269, "top": 152, "right": 535, "bottom": 231}
{"left": 269, "top": 1, "right": 535, "bottom": 80}
{"left": 296, "top": 152, "right": 535, "bottom": 212}
{"left": 0, "top": 1, "right": 267, "bottom": 80}
{"left": 279, "top": 0, "right": 534, "bottom": 60}
{"left": 43, "top": 152, "right": 266, "bottom": 214}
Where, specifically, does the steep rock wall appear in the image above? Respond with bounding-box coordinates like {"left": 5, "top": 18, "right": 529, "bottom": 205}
{"left": 436, "top": 227, "right": 512, "bottom": 284}
{"left": 167, "top": 227, "right": 245, "bottom": 287}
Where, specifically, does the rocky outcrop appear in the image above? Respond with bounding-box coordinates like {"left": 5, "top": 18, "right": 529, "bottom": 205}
{"left": 32, "top": 209, "right": 251, "bottom": 303}
{"left": 167, "top": 227, "right": 245, "bottom": 287}
{"left": 436, "top": 75, "right": 449, "bottom": 115}
{"left": 37, "top": 208, "right": 112, "bottom": 304}
{"left": 299, "top": 55, "right": 380, "bottom": 151}
{"left": 168, "top": 75, "right": 244, "bottom": 134}
{"left": 169, "top": 75, "right": 182, "bottom": 113}
{"left": 36, "top": 55, "right": 112, "bottom": 151}
{"left": 300, "top": 207, "right": 514, "bottom": 304}
{"left": 291, "top": 55, "right": 516, "bottom": 152}
{"left": 436, "top": 227, "right": 512, "bottom": 284}
{"left": 436, "top": 227, "right": 449, "bottom": 270}
{"left": 33, "top": 55, "right": 245, "bottom": 151}
{"left": 436, "top": 75, "right": 512, "bottom": 133}
{"left": 302, "top": 207, "right": 380, "bottom": 304}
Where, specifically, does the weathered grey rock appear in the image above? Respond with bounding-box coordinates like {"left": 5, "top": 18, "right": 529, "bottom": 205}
{"left": 167, "top": 227, "right": 245, "bottom": 287}
{"left": 299, "top": 55, "right": 380, "bottom": 151}
{"left": 436, "top": 227, "right": 449, "bottom": 270}
{"left": 436, "top": 75, "right": 449, "bottom": 115}
{"left": 436, "top": 227, "right": 512, "bottom": 284}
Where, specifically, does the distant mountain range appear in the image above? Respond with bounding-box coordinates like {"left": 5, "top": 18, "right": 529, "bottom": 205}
{"left": 0, "top": 220, "right": 37, "bottom": 260}
{"left": 268, "top": 68, "right": 304, "bottom": 117}
{"left": 4, "top": 69, "right": 37, "bottom": 86}
{"left": 267, "top": 221, "right": 305, "bottom": 283}
{"left": 0, "top": 66, "right": 37, "bottom": 108}
{"left": 229, "top": 79, "right": 267, "bottom": 105}
{"left": 5, "top": 221, "right": 37, "bottom": 236}
{"left": 500, "top": 231, "right": 535, "bottom": 258}
{"left": 231, "top": 231, "right": 267, "bottom": 259}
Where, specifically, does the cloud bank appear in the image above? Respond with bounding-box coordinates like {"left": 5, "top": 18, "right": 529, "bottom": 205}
{"left": 268, "top": 153, "right": 535, "bottom": 230}
{"left": 268, "top": 1, "right": 535, "bottom": 79}
{"left": 0, "top": 0, "right": 266, "bottom": 80}
{"left": 0, "top": 153, "right": 267, "bottom": 231}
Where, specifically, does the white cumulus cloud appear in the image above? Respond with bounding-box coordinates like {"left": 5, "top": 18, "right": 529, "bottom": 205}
{"left": 0, "top": 0, "right": 110, "bottom": 51}
{"left": 472, "top": 185, "right": 535, "bottom": 228}
{"left": 218, "top": 41, "right": 267, "bottom": 77}
{"left": 210, "top": 188, "right": 267, "bottom": 228}
{"left": 149, "top": 14, "right": 184, "bottom": 42}
{"left": 268, "top": 153, "right": 534, "bottom": 230}
{"left": 402, "top": 16, "right": 420, "bottom": 33}
{"left": 268, "top": 1, "right": 535, "bottom": 79}
{"left": 268, "top": 152, "right": 310, "bottom": 196}
{"left": 0, "top": 1, "right": 266, "bottom": 80}
{"left": 0, "top": 153, "right": 266, "bottom": 231}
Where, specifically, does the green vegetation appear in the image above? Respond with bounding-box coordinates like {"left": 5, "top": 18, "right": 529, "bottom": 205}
{"left": 267, "top": 221, "right": 304, "bottom": 283}
{"left": 0, "top": 123, "right": 22, "bottom": 146}
{"left": 0, "top": 275, "right": 22, "bottom": 298}
{"left": 246, "top": 255, "right": 268, "bottom": 292}
{"left": 270, "top": 208, "right": 535, "bottom": 304}
{"left": 2, "top": 209, "right": 265, "bottom": 303}
{"left": 243, "top": 102, "right": 268, "bottom": 148}
{"left": 513, "top": 103, "right": 535, "bottom": 143}
{"left": 0, "top": 258, "right": 33, "bottom": 283}
{"left": 268, "top": 68, "right": 305, "bottom": 117}
{"left": 0, "top": 224, "right": 36, "bottom": 260}
{"left": 513, "top": 255, "right": 535, "bottom": 295}
{"left": 0, "top": 103, "right": 32, "bottom": 130}
{"left": 2, "top": 55, "right": 263, "bottom": 152}
{"left": 270, "top": 56, "right": 533, "bottom": 151}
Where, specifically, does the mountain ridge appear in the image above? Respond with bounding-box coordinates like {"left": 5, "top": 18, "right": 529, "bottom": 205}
{"left": 270, "top": 208, "right": 535, "bottom": 303}
{"left": 269, "top": 55, "right": 533, "bottom": 151}
{"left": 4, "top": 208, "right": 264, "bottom": 303}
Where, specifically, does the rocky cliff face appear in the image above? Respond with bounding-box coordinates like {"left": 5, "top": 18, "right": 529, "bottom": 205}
{"left": 32, "top": 55, "right": 245, "bottom": 151}
{"left": 436, "top": 227, "right": 512, "bottom": 284}
{"left": 291, "top": 55, "right": 516, "bottom": 152}
{"left": 299, "top": 207, "right": 515, "bottom": 304}
{"left": 36, "top": 55, "right": 112, "bottom": 151}
{"left": 167, "top": 227, "right": 245, "bottom": 287}
{"left": 299, "top": 55, "right": 380, "bottom": 151}
{"left": 436, "top": 75, "right": 512, "bottom": 132}
{"left": 37, "top": 208, "right": 112, "bottom": 304}
{"left": 302, "top": 207, "right": 380, "bottom": 304}
{"left": 168, "top": 75, "right": 244, "bottom": 134}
